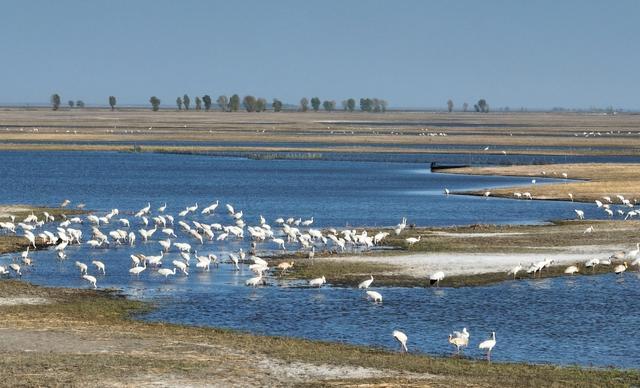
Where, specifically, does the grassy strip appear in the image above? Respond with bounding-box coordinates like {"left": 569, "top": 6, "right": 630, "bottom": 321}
{"left": 0, "top": 281, "right": 638, "bottom": 386}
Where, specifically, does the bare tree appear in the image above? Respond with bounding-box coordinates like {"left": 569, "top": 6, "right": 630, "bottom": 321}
{"left": 447, "top": 99, "right": 454, "bottom": 112}
{"left": 300, "top": 97, "right": 309, "bottom": 112}
{"left": 462, "top": 102, "right": 468, "bottom": 112}
{"left": 217, "top": 95, "right": 229, "bottom": 111}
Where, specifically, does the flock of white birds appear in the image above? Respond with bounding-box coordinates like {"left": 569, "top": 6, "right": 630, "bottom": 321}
{"left": 0, "top": 199, "right": 497, "bottom": 358}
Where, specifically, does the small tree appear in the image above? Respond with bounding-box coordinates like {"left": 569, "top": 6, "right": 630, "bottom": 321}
{"left": 256, "top": 98, "right": 267, "bottom": 112}
{"left": 475, "top": 99, "right": 489, "bottom": 113}
{"left": 380, "top": 100, "right": 388, "bottom": 112}
{"left": 183, "top": 94, "right": 191, "bottom": 110}
{"left": 299, "top": 97, "right": 309, "bottom": 112}
{"left": 360, "top": 98, "right": 373, "bottom": 112}
{"left": 150, "top": 96, "right": 161, "bottom": 111}
{"left": 109, "top": 96, "right": 117, "bottom": 111}
{"left": 217, "top": 95, "right": 229, "bottom": 111}
{"left": 272, "top": 98, "right": 283, "bottom": 112}
{"left": 195, "top": 96, "right": 202, "bottom": 111}
{"left": 347, "top": 98, "right": 356, "bottom": 112}
{"left": 322, "top": 100, "right": 335, "bottom": 111}
{"left": 462, "top": 102, "right": 469, "bottom": 112}
{"left": 51, "top": 94, "right": 61, "bottom": 111}
{"left": 310, "top": 97, "right": 321, "bottom": 112}
{"left": 447, "top": 99, "right": 454, "bottom": 112}
{"left": 202, "top": 95, "right": 212, "bottom": 111}
{"left": 76, "top": 100, "right": 85, "bottom": 108}
{"left": 68, "top": 100, "right": 74, "bottom": 108}
{"left": 372, "top": 98, "right": 381, "bottom": 112}
{"left": 176, "top": 97, "right": 183, "bottom": 110}
{"left": 229, "top": 94, "right": 240, "bottom": 112}
{"left": 243, "top": 95, "right": 257, "bottom": 112}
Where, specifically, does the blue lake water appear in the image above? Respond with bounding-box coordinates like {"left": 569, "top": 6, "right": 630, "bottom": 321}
{"left": 0, "top": 150, "right": 638, "bottom": 369}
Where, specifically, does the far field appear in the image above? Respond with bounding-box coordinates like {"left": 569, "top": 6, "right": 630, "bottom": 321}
{"left": 1, "top": 108, "right": 640, "bottom": 158}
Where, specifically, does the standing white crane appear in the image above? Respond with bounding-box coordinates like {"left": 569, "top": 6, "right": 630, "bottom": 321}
{"left": 479, "top": 332, "right": 497, "bottom": 362}
{"left": 358, "top": 275, "right": 374, "bottom": 289}
{"left": 392, "top": 330, "right": 408, "bottom": 353}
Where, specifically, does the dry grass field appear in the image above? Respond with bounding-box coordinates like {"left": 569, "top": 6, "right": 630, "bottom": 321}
{"left": 1, "top": 108, "right": 640, "bottom": 156}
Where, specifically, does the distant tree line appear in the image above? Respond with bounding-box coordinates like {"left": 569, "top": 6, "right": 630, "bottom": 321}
{"left": 443, "top": 99, "right": 489, "bottom": 113}
{"left": 49, "top": 93, "right": 388, "bottom": 113}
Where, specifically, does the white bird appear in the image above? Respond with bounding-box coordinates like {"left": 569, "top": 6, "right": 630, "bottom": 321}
{"left": 82, "top": 274, "right": 97, "bottom": 288}
{"left": 392, "top": 330, "right": 408, "bottom": 353}
{"left": 574, "top": 209, "right": 585, "bottom": 220}
{"left": 358, "top": 275, "right": 374, "bottom": 289}
{"left": 246, "top": 273, "right": 264, "bottom": 287}
{"left": 9, "top": 263, "right": 21, "bottom": 277}
{"left": 444, "top": 188, "right": 450, "bottom": 195}
{"left": 366, "top": 290, "right": 382, "bottom": 303}
{"left": 309, "top": 276, "right": 326, "bottom": 287}
{"left": 91, "top": 260, "right": 106, "bottom": 275}
{"left": 158, "top": 203, "right": 167, "bottom": 213}
{"left": 564, "top": 265, "right": 579, "bottom": 275}
{"left": 585, "top": 258, "right": 600, "bottom": 272}
{"left": 129, "top": 262, "right": 147, "bottom": 276}
{"left": 430, "top": 271, "right": 445, "bottom": 287}
{"left": 405, "top": 236, "right": 421, "bottom": 247}
{"left": 626, "top": 243, "right": 640, "bottom": 260}
{"left": 595, "top": 200, "right": 603, "bottom": 208}
{"left": 479, "top": 332, "right": 497, "bottom": 362}
{"left": 172, "top": 260, "right": 189, "bottom": 275}
{"left": 508, "top": 264, "right": 523, "bottom": 279}
{"left": 584, "top": 226, "right": 594, "bottom": 234}
{"left": 448, "top": 333, "right": 468, "bottom": 355}
{"left": 75, "top": 261, "right": 88, "bottom": 275}
{"left": 158, "top": 267, "right": 177, "bottom": 278}
{"left": 614, "top": 262, "right": 628, "bottom": 275}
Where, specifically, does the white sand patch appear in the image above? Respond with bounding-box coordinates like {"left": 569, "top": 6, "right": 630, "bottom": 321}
{"left": 0, "top": 297, "right": 50, "bottom": 306}
{"left": 322, "top": 245, "right": 624, "bottom": 277}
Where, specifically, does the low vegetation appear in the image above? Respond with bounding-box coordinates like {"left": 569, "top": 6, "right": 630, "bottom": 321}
{"left": 0, "top": 280, "right": 637, "bottom": 386}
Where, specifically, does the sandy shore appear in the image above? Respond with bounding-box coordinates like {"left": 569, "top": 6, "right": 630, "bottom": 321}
{"left": 320, "top": 244, "right": 622, "bottom": 278}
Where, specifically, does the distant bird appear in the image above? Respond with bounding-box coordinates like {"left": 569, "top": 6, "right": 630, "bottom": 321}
{"left": 430, "top": 271, "right": 445, "bottom": 287}
{"left": 564, "top": 265, "right": 579, "bottom": 275}
{"left": 358, "top": 275, "right": 374, "bottom": 289}
{"left": 585, "top": 258, "right": 600, "bottom": 272}
{"left": 508, "top": 264, "right": 523, "bottom": 279}
{"left": 82, "top": 274, "right": 97, "bottom": 288}
{"left": 448, "top": 333, "right": 468, "bottom": 355}
{"left": 129, "top": 262, "right": 146, "bottom": 277}
{"left": 568, "top": 193, "right": 574, "bottom": 201}
{"left": 158, "top": 267, "right": 177, "bottom": 278}
{"left": 392, "top": 330, "right": 408, "bottom": 353}
{"left": 595, "top": 200, "right": 603, "bottom": 208}
{"left": 614, "top": 262, "right": 628, "bottom": 275}
{"left": 75, "top": 261, "right": 88, "bottom": 275}
{"left": 277, "top": 261, "right": 294, "bottom": 275}
{"left": 479, "top": 332, "right": 497, "bottom": 362}
{"left": 626, "top": 243, "right": 640, "bottom": 260}
{"left": 584, "top": 226, "right": 594, "bottom": 234}
{"left": 309, "top": 276, "right": 326, "bottom": 287}
{"left": 366, "top": 290, "right": 382, "bottom": 303}
{"left": 91, "top": 260, "right": 106, "bottom": 275}
{"left": 444, "top": 188, "right": 450, "bottom": 195}
{"left": 574, "top": 209, "right": 585, "bottom": 220}
{"left": 246, "top": 273, "right": 264, "bottom": 287}
{"left": 405, "top": 236, "right": 421, "bottom": 247}
{"left": 484, "top": 191, "right": 491, "bottom": 197}
{"left": 60, "top": 199, "right": 71, "bottom": 208}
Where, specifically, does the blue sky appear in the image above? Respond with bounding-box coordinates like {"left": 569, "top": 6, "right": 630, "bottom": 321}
{"left": 1, "top": 0, "right": 637, "bottom": 109}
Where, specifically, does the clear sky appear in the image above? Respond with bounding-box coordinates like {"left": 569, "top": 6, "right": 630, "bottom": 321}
{"left": 1, "top": 0, "right": 638, "bottom": 109}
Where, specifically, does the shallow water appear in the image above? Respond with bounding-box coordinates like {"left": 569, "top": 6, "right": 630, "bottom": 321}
{"left": 0, "top": 150, "right": 638, "bottom": 368}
